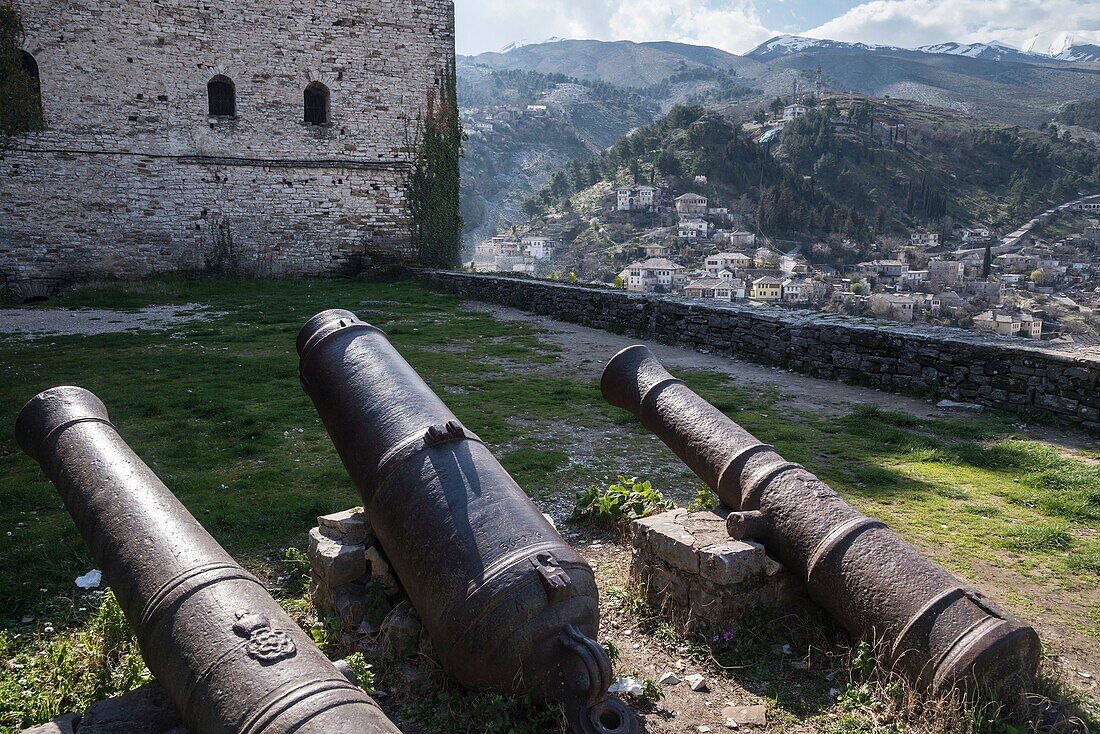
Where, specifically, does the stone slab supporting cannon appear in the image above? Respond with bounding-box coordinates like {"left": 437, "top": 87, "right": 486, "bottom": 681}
{"left": 297, "top": 309, "right": 638, "bottom": 734}
{"left": 16, "top": 386, "right": 403, "bottom": 734}
{"left": 601, "top": 345, "right": 1041, "bottom": 700}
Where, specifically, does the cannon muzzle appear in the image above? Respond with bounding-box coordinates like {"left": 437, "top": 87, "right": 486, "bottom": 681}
{"left": 602, "top": 345, "right": 1041, "bottom": 698}
{"left": 16, "top": 386, "right": 403, "bottom": 734}
{"left": 298, "top": 310, "right": 637, "bottom": 734}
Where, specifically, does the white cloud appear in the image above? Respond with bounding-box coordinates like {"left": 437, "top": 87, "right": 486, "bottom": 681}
{"left": 805, "top": 0, "right": 1100, "bottom": 49}
{"left": 454, "top": 0, "right": 775, "bottom": 55}
{"left": 455, "top": 0, "right": 1099, "bottom": 56}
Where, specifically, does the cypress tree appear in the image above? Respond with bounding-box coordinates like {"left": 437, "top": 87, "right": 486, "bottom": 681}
{"left": 406, "top": 61, "right": 464, "bottom": 268}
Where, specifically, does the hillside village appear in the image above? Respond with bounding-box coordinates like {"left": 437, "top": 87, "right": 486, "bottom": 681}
{"left": 470, "top": 95, "right": 1100, "bottom": 342}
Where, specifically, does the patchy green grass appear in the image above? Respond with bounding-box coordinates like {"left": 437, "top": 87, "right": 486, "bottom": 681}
{"left": 1, "top": 276, "right": 1098, "bottom": 731}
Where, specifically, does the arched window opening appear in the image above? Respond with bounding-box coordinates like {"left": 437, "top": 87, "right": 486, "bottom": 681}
{"left": 304, "top": 82, "right": 329, "bottom": 125}
{"left": 207, "top": 76, "right": 235, "bottom": 117}
{"left": 21, "top": 51, "right": 42, "bottom": 123}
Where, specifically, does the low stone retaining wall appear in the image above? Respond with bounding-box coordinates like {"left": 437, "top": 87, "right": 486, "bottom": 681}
{"left": 423, "top": 271, "right": 1100, "bottom": 433}
{"left": 630, "top": 508, "right": 807, "bottom": 629}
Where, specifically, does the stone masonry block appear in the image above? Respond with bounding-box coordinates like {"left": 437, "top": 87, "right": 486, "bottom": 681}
{"left": 631, "top": 507, "right": 805, "bottom": 629}
{"left": 309, "top": 527, "right": 367, "bottom": 589}
{"left": 318, "top": 507, "right": 373, "bottom": 545}
{"left": 698, "top": 540, "right": 767, "bottom": 586}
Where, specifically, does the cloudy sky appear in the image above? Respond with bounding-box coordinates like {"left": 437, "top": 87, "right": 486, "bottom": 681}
{"left": 454, "top": 0, "right": 1100, "bottom": 56}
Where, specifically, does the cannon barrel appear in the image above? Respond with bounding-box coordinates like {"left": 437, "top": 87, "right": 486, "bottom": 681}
{"left": 16, "top": 386, "right": 403, "bottom": 734}
{"left": 601, "top": 345, "right": 1041, "bottom": 696}
{"left": 297, "top": 310, "right": 636, "bottom": 734}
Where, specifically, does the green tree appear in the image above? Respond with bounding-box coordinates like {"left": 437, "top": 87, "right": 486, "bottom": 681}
{"left": 1, "top": 3, "right": 41, "bottom": 149}
{"left": 407, "top": 61, "right": 464, "bottom": 267}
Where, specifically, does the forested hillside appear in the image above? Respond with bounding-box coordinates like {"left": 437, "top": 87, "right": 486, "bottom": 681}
{"left": 521, "top": 97, "right": 1100, "bottom": 270}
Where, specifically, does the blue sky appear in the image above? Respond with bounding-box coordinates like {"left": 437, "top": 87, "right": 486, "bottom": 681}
{"left": 453, "top": 0, "right": 1100, "bottom": 56}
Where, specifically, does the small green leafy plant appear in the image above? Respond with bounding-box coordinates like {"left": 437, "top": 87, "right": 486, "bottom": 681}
{"left": 571, "top": 476, "right": 674, "bottom": 528}
{"left": 342, "top": 652, "right": 376, "bottom": 694}
{"left": 686, "top": 484, "right": 719, "bottom": 513}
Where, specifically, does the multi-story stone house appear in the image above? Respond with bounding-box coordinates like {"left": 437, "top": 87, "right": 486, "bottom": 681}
{"left": 706, "top": 252, "right": 752, "bottom": 276}
{"left": 870, "top": 293, "right": 916, "bottom": 322}
{"left": 675, "top": 193, "right": 708, "bottom": 217}
{"left": 617, "top": 185, "right": 661, "bottom": 212}
{"left": 2, "top": 0, "right": 456, "bottom": 288}
{"left": 973, "top": 311, "right": 1043, "bottom": 339}
{"left": 751, "top": 276, "right": 784, "bottom": 301}
{"left": 624, "top": 258, "right": 687, "bottom": 293}
{"left": 928, "top": 260, "right": 966, "bottom": 287}
{"left": 910, "top": 232, "right": 941, "bottom": 246}
{"left": 678, "top": 220, "right": 710, "bottom": 239}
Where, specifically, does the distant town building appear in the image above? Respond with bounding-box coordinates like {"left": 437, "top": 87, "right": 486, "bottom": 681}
{"left": 675, "top": 193, "right": 708, "bottom": 216}
{"left": 525, "top": 104, "right": 548, "bottom": 116}
{"left": 911, "top": 293, "right": 941, "bottom": 316}
{"left": 928, "top": 260, "right": 966, "bottom": 286}
{"left": 973, "top": 311, "right": 1043, "bottom": 339}
{"left": 678, "top": 219, "right": 710, "bottom": 239}
{"left": 683, "top": 277, "right": 744, "bottom": 301}
{"left": 958, "top": 228, "right": 992, "bottom": 242}
{"left": 617, "top": 185, "right": 661, "bottom": 212}
{"left": 910, "top": 232, "right": 941, "bottom": 246}
{"left": 783, "top": 104, "right": 808, "bottom": 122}
{"left": 751, "top": 276, "right": 784, "bottom": 301}
{"left": 624, "top": 258, "right": 687, "bottom": 293}
{"left": 726, "top": 231, "right": 757, "bottom": 248}
{"left": 706, "top": 252, "right": 752, "bottom": 275}
{"left": 781, "top": 278, "right": 813, "bottom": 304}
{"left": 870, "top": 293, "right": 915, "bottom": 322}
{"left": 966, "top": 279, "right": 1007, "bottom": 303}
{"left": 520, "top": 234, "right": 561, "bottom": 260}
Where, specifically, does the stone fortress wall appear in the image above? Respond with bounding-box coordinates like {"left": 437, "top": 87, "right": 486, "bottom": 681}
{"left": 424, "top": 271, "right": 1100, "bottom": 434}
{"left": 1, "top": 0, "right": 455, "bottom": 286}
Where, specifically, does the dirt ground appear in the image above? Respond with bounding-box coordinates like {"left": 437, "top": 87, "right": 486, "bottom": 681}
{"left": 0, "top": 304, "right": 216, "bottom": 340}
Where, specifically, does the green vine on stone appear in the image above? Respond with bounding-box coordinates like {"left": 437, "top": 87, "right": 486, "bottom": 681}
{"left": 1, "top": 1, "right": 41, "bottom": 150}
{"left": 405, "top": 60, "right": 464, "bottom": 268}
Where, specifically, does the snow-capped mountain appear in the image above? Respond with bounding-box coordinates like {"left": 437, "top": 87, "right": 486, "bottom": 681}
{"left": 1022, "top": 30, "right": 1100, "bottom": 62}
{"left": 916, "top": 41, "right": 1033, "bottom": 62}
{"left": 748, "top": 32, "right": 1100, "bottom": 64}
{"left": 746, "top": 35, "right": 899, "bottom": 60}
{"left": 499, "top": 37, "right": 566, "bottom": 54}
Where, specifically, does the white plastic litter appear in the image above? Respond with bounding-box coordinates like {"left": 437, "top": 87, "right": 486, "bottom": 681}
{"left": 75, "top": 569, "right": 102, "bottom": 590}
{"left": 607, "top": 676, "right": 644, "bottom": 697}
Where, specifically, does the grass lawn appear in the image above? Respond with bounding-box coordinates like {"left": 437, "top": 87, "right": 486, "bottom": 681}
{"left": 0, "top": 276, "right": 1097, "bottom": 732}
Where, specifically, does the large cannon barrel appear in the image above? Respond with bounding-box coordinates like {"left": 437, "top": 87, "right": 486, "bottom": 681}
{"left": 601, "top": 345, "right": 1041, "bottom": 696}
{"left": 297, "top": 310, "right": 636, "bottom": 734}
{"left": 16, "top": 386, "right": 403, "bottom": 734}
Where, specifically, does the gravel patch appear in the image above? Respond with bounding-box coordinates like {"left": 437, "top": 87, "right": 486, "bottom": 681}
{"left": 0, "top": 303, "right": 218, "bottom": 340}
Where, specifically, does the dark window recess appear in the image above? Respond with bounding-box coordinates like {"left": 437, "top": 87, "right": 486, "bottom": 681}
{"left": 20, "top": 51, "right": 42, "bottom": 121}
{"left": 304, "top": 82, "right": 329, "bottom": 125}
{"left": 207, "top": 76, "right": 235, "bottom": 117}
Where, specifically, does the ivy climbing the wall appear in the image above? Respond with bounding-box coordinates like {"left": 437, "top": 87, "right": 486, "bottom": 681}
{"left": 1, "top": 1, "right": 41, "bottom": 150}
{"left": 406, "top": 61, "right": 464, "bottom": 268}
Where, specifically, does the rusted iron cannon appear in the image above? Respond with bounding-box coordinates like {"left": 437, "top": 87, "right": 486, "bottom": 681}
{"left": 16, "top": 386, "right": 403, "bottom": 734}
{"left": 601, "top": 345, "right": 1041, "bottom": 697}
{"left": 297, "top": 310, "right": 637, "bottom": 734}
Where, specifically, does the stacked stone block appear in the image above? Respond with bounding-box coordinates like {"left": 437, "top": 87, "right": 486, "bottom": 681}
{"left": 630, "top": 508, "right": 805, "bottom": 629}
{"left": 424, "top": 272, "right": 1100, "bottom": 433}
{"left": 308, "top": 507, "right": 426, "bottom": 661}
